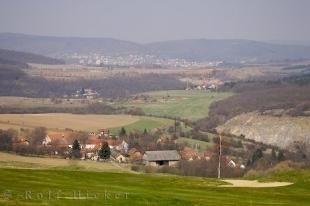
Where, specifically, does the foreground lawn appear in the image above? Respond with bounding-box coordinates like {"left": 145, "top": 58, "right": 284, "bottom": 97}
{"left": 0, "top": 168, "right": 309, "bottom": 206}
{"left": 119, "top": 90, "right": 232, "bottom": 120}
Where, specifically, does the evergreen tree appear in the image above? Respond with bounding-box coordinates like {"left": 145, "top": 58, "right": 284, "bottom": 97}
{"left": 98, "top": 142, "right": 111, "bottom": 160}
{"left": 250, "top": 148, "right": 263, "bottom": 165}
{"left": 277, "top": 150, "right": 285, "bottom": 161}
{"left": 271, "top": 148, "right": 277, "bottom": 161}
{"left": 143, "top": 128, "right": 148, "bottom": 135}
{"left": 119, "top": 127, "right": 127, "bottom": 137}
{"left": 81, "top": 88, "right": 85, "bottom": 95}
{"left": 71, "top": 139, "right": 81, "bottom": 159}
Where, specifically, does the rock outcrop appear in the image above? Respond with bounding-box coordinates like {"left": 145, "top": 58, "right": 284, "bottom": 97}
{"left": 216, "top": 112, "right": 310, "bottom": 150}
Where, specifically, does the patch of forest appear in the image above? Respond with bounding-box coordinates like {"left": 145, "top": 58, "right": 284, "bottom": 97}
{"left": 0, "top": 70, "right": 185, "bottom": 98}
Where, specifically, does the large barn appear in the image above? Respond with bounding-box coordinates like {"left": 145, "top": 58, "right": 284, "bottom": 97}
{"left": 143, "top": 150, "right": 181, "bottom": 166}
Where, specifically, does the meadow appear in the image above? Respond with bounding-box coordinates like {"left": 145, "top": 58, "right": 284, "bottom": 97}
{"left": 109, "top": 116, "right": 174, "bottom": 135}
{"left": 119, "top": 90, "right": 232, "bottom": 120}
{"left": 176, "top": 137, "right": 213, "bottom": 152}
{"left": 0, "top": 165, "right": 309, "bottom": 206}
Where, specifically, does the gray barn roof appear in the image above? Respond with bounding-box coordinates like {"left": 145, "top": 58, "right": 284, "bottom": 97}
{"left": 143, "top": 150, "right": 180, "bottom": 161}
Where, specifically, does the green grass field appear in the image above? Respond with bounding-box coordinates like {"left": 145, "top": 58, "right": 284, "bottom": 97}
{"left": 119, "top": 90, "right": 232, "bottom": 120}
{"left": 177, "top": 137, "right": 214, "bottom": 152}
{"left": 109, "top": 116, "right": 174, "bottom": 135}
{"left": 0, "top": 168, "right": 309, "bottom": 206}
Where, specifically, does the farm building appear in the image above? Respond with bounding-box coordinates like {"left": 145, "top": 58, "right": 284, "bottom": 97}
{"left": 143, "top": 150, "right": 180, "bottom": 166}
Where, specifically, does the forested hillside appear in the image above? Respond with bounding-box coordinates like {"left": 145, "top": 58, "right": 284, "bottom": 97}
{"left": 0, "top": 48, "right": 65, "bottom": 65}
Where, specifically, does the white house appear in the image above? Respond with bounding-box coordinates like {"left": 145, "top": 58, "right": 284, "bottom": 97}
{"left": 115, "top": 140, "right": 129, "bottom": 153}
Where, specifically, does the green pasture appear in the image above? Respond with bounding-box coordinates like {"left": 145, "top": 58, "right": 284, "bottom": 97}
{"left": 119, "top": 90, "right": 232, "bottom": 120}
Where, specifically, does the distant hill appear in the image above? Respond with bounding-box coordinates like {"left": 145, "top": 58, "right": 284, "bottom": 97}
{"left": 1, "top": 33, "right": 310, "bottom": 63}
{"left": 146, "top": 39, "right": 310, "bottom": 62}
{"left": 0, "top": 48, "right": 65, "bottom": 65}
{"left": 0, "top": 48, "right": 64, "bottom": 84}
{"left": 0, "top": 33, "right": 144, "bottom": 57}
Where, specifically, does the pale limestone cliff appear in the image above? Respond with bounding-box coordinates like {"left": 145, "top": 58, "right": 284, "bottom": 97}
{"left": 216, "top": 112, "right": 310, "bottom": 150}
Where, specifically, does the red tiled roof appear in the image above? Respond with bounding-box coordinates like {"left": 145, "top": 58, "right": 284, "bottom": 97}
{"left": 12, "top": 137, "right": 29, "bottom": 144}
{"left": 86, "top": 138, "right": 103, "bottom": 145}
{"left": 180, "top": 148, "right": 199, "bottom": 160}
{"left": 105, "top": 138, "right": 122, "bottom": 146}
{"left": 47, "top": 131, "right": 78, "bottom": 143}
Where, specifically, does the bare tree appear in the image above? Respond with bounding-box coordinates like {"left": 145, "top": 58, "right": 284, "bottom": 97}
{"left": 29, "top": 127, "right": 47, "bottom": 146}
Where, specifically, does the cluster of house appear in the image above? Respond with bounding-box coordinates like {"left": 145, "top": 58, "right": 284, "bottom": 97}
{"left": 43, "top": 129, "right": 134, "bottom": 161}
{"left": 12, "top": 129, "right": 135, "bottom": 162}
{"left": 142, "top": 148, "right": 243, "bottom": 169}
{"left": 143, "top": 148, "right": 245, "bottom": 169}
{"left": 185, "top": 78, "right": 223, "bottom": 91}
{"left": 73, "top": 88, "right": 99, "bottom": 99}
{"left": 12, "top": 130, "right": 243, "bottom": 169}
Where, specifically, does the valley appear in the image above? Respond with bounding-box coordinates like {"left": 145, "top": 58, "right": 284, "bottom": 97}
{"left": 1, "top": 1, "right": 310, "bottom": 205}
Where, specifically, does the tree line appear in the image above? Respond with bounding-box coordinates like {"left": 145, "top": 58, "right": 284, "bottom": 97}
{"left": 0, "top": 63, "right": 185, "bottom": 99}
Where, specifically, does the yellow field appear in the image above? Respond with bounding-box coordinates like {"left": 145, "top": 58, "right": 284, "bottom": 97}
{"left": 0, "top": 113, "right": 139, "bottom": 131}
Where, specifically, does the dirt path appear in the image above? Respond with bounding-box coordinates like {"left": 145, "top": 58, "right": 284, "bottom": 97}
{"left": 220, "top": 179, "right": 293, "bottom": 188}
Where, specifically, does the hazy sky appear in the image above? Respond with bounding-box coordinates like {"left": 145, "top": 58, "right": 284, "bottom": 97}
{"left": 0, "top": 0, "right": 309, "bottom": 43}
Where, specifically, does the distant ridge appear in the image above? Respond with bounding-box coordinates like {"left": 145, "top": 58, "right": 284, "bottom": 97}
{"left": 1, "top": 33, "right": 310, "bottom": 63}
{"left": 0, "top": 33, "right": 143, "bottom": 57}
{"left": 0, "top": 48, "right": 65, "bottom": 65}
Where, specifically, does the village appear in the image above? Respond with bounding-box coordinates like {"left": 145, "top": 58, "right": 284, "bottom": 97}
{"left": 9, "top": 126, "right": 249, "bottom": 175}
